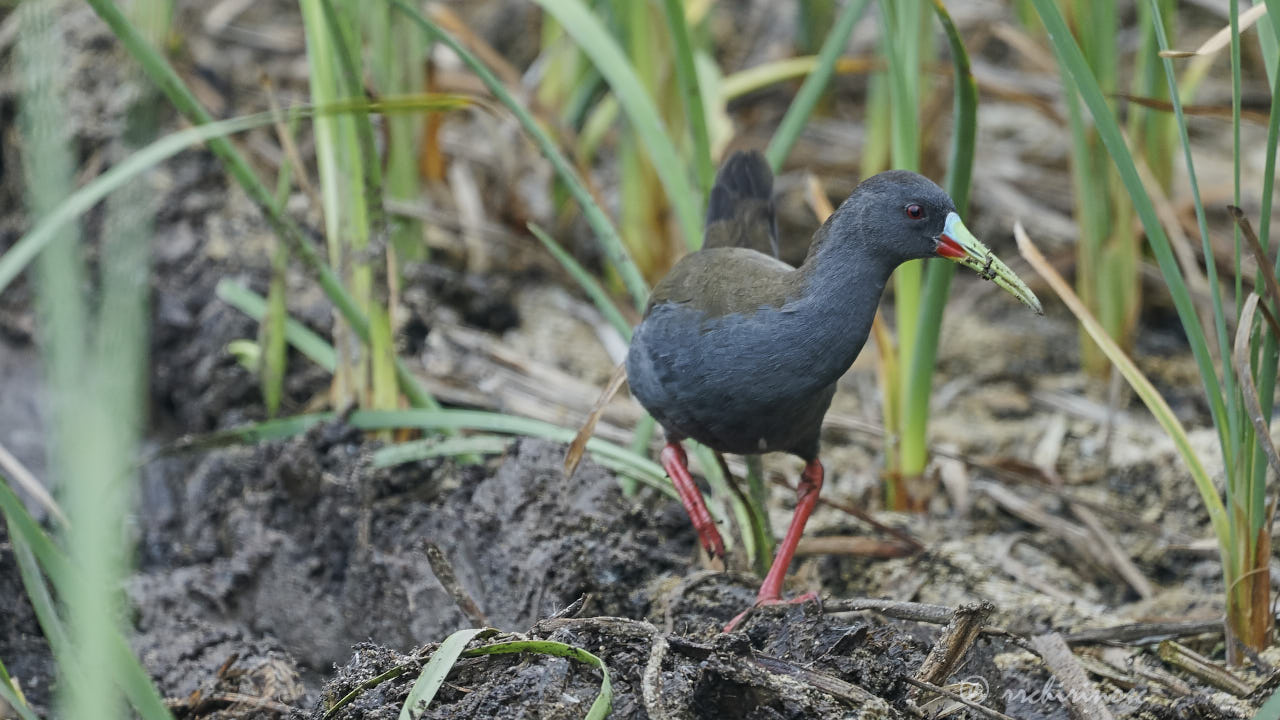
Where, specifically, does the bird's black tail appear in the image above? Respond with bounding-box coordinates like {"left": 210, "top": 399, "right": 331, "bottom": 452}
{"left": 702, "top": 150, "right": 779, "bottom": 258}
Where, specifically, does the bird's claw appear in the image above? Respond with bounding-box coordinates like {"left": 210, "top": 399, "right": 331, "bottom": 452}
{"left": 723, "top": 591, "right": 821, "bottom": 632}
{"left": 698, "top": 525, "right": 726, "bottom": 560}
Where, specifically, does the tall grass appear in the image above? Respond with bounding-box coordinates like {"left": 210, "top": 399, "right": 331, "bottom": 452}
{"left": 871, "top": 1, "right": 977, "bottom": 510}
{"left": 1026, "top": 0, "right": 1280, "bottom": 659}
{"left": 13, "top": 0, "right": 162, "bottom": 717}
{"left": 1057, "top": 0, "right": 1177, "bottom": 377}
{"left": 367, "top": 3, "right": 428, "bottom": 262}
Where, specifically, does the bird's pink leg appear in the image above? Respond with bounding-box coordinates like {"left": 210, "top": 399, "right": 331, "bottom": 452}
{"left": 724, "top": 459, "right": 824, "bottom": 631}
{"left": 661, "top": 442, "right": 726, "bottom": 559}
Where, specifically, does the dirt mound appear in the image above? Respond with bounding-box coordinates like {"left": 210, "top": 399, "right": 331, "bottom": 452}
{"left": 128, "top": 429, "right": 696, "bottom": 704}
{"left": 312, "top": 590, "right": 1017, "bottom": 720}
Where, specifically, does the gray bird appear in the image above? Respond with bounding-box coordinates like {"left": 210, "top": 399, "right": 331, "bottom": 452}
{"left": 626, "top": 151, "right": 1040, "bottom": 630}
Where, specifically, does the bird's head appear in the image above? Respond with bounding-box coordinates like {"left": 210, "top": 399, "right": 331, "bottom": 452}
{"left": 839, "top": 170, "right": 1042, "bottom": 314}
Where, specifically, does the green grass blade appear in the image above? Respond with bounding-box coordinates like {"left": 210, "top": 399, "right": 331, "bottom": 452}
{"left": 0, "top": 481, "right": 74, "bottom": 591}
{"left": 624, "top": 413, "right": 658, "bottom": 496}
{"left": 533, "top": 0, "right": 702, "bottom": 250}
{"left": 374, "top": 434, "right": 667, "bottom": 494}
{"left": 1027, "top": 0, "right": 1231, "bottom": 457}
{"left": 316, "top": 0, "right": 403, "bottom": 416}
{"left": 357, "top": 410, "right": 678, "bottom": 500}
{"left": 0, "top": 486, "right": 73, "bottom": 662}
{"left": 216, "top": 280, "right": 339, "bottom": 371}
{"left": 0, "top": 98, "right": 465, "bottom": 296}
{"left": 764, "top": 0, "right": 870, "bottom": 172}
{"left": 82, "top": 0, "right": 444, "bottom": 411}
{"left": 178, "top": 408, "right": 681, "bottom": 502}
{"left": 367, "top": 1, "right": 426, "bottom": 260}
{"left": 1149, "top": 0, "right": 1234, "bottom": 399}
{"left": 744, "top": 454, "right": 775, "bottom": 575}
{"left": 168, "top": 415, "right": 334, "bottom": 454}
{"left": 386, "top": 0, "right": 649, "bottom": 311}
{"left": 932, "top": 3, "right": 978, "bottom": 216}
{"left": 0, "top": 660, "right": 39, "bottom": 720}
{"left": 1249, "top": 5, "right": 1280, "bottom": 503}
{"left": 1232, "top": 0, "right": 1244, "bottom": 321}
{"left": 370, "top": 435, "right": 513, "bottom": 465}
{"left": 461, "top": 640, "right": 612, "bottom": 720}
{"left": 263, "top": 245, "right": 289, "bottom": 417}
{"left": 880, "top": 0, "right": 922, "bottom": 172}
{"left": 304, "top": 0, "right": 376, "bottom": 410}
{"left": 689, "top": 442, "right": 746, "bottom": 557}
{"left": 400, "top": 628, "right": 486, "bottom": 720}
{"left": 111, "top": 635, "right": 174, "bottom": 720}
{"left": 0, "top": 658, "right": 27, "bottom": 716}
{"left": 528, "top": 223, "right": 633, "bottom": 340}
{"left": 14, "top": 7, "right": 122, "bottom": 716}
{"left": 722, "top": 55, "right": 839, "bottom": 101}
{"left": 660, "top": 0, "right": 713, "bottom": 193}
{"left": 878, "top": 0, "right": 925, "bottom": 497}
{"left": 899, "top": 0, "right": 978, "bottom": 478}
{"left": 1, "top": 479, "right": 174, "bottom": 720}
{"left": 263, "top": 118, "right": 296, "bottom": 418}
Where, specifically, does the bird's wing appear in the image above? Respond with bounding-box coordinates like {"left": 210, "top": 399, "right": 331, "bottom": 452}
{"left": 645, "top": 247, "right": 798, "bottom": 318}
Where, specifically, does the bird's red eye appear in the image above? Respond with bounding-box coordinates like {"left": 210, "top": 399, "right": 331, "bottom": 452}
{"left": 906, "top": 204, "right": 924, "bottom": 220}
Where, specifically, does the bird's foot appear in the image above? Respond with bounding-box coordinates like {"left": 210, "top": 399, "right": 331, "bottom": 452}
{"left": 723, "top": 591, "right": 821, "bottom": 633}
{"left": 696, "top": 525, "right": 727, "bottom": 560}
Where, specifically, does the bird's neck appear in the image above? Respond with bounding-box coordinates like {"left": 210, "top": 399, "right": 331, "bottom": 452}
{"left": 787, "top": 228, "right": 897, "bottom": 383}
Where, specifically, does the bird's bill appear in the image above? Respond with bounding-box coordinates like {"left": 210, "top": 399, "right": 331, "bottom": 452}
{"left": 936, "top": 212, "right": 1043, "bottom": 315}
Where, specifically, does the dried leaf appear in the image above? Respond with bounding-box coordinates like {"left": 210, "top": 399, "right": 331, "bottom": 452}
{"left": 1228, "top": 205, "right": 1280, "bottom": 320}
{"left": 1233, "top": 295, "right": 1280, "bottom": 483}
{"left": 1158, "top": 3, "right": 1267, "bottom": 58}
{"left": 564, "top": 362, "right": 628, "bottom": 478}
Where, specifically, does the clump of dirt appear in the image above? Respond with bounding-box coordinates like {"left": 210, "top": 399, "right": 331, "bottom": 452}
{"left": 128, "top": 428, "right": 696, "bottom": 704}
{"left": 311, "top": 590, "right": 1019, "bottom": 720}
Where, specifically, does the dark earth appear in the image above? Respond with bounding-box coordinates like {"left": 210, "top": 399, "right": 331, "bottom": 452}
{"left": 3, "top": 1, "right": 1279, "bottom": 719}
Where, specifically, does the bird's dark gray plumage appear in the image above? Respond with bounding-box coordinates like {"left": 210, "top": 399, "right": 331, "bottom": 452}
{"left": 623, "top": 151, "right": 1038, "bottom": 631}
{"left": 627, "top": 154, "right": 957, "bottom": 462}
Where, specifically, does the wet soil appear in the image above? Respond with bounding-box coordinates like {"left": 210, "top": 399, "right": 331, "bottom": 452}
{"left": 3, "top": 1, "right": 1279, "bottom": 719}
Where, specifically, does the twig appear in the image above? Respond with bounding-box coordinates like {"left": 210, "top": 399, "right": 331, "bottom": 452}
{"left": 534, "top": 615, "right": 658, "bottom": 640}
{"left": 423, "top": 542, "right": 488, "bottom": 627}
{"left": 0, "top": 442, "right": 68, "bottom": 527}
{"left": 996, "top": 534, "right": 1078, "bottom": 603}
{"left": 914, "top": 602, "right": 995, "bottom": 688}
{"left": 1229, "top": 206, "right": 1280, "bottom": 319}
{"left": 824, "top": 597, "right": 956, "bottom": 624}
{"left": 795, "top": 535, "right": 916, "bottom": 558}
{"left": 548, "top": 594, "right": 589, "bottom": 621}
{"left": 1029, "top": 633, "right": 1116, "bottom": 720}
{"left": 1063, "top": 619, "right": 1223, "bottom": 647}
{"left": 641, "top": 634, "right": 672, "bottom": 720}
{"left": 169, "top": 692, "right": 299, "bottom": 716}
{"left": 564, "top": 362, "right": 627, "bottom": 479}
{"left": 1070, "top": 501, "right": 1155, "bottom": 599}
{"left": 823, "top": 410, "right": 1178, "bottom": 541}
{"left": 900, "top": 676, "right": 1016, "bottom": 720}
{"left": 750, "top": 653, "right": 890, "bottom": 712}
{"left": 1157, "top": 640, "right": 1254, "bottom": 697}
{"left": 823, "top": 596, "right": 1037, "bottom": 652}
{"left": 979, "top": 481, "right": 1140, "bottom": 590}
